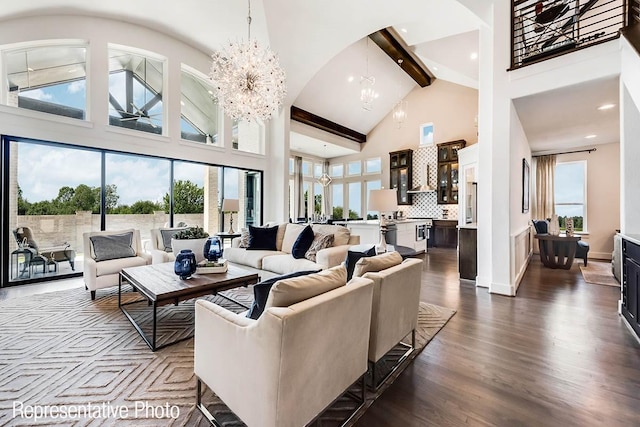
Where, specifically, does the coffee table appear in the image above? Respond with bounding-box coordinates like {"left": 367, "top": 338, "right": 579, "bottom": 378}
{"left": 119, "top": 262, "right": 259, "bottom": 351}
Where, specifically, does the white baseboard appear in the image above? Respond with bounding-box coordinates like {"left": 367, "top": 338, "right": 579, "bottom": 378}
{"left": 590, "top": 251, "right": 612, "bottom": 261}
{"left": 490, "top": 281, "right": 516, "bottom": 296}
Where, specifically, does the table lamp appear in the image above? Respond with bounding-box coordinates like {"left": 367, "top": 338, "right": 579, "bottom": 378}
{"left": 368, "top": 188, "right": 398, "bottom": 253}
{"left": 221, "top": 198, "right": 240, "bottom": 234}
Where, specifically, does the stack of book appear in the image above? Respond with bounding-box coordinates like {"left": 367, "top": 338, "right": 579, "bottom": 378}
{"left": 196, "top": 259, "right": 228, "bottom": 274}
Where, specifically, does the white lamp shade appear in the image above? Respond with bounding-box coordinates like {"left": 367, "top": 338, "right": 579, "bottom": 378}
{"left": 368, "top": 189, "right": 398, "bottom": 213}
{"left": 221, "top": 198, "right": 240, "bottom": 212}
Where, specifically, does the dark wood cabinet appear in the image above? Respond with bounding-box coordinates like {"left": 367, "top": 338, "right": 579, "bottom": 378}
{"left": 437, "top": 140, "right": 465, "bottom": 205}
{"left": 389, "top": 149, "right": 413, "bottom": 205}
{"left": 459, "top": 227, "right": 477, "bottom": 280}
{"left": 433, "top": 220, "right": 458, "bottom": 248}
{"left": 622, "top": 239, "right": 640, "bottom": 338}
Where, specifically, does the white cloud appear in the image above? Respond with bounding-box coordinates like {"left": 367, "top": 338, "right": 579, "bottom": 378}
{"left": 67, "top": 80, "right": 86, "bottom": 94}
{"left": 20, "top": 89, "right": 54, "bottom": 102}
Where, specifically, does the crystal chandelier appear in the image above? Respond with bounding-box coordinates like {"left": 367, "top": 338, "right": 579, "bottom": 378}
{"left": 317, "top": 147, "right": 332, "bottom": 187}
{"left": 391, "top": 60, "right": 408, "bottom": 128}
{"left": 210, "top": 0, "right": 286, "bottom": 122}
{"left": 360, "top": 37, "right": 378, "bottom": 111}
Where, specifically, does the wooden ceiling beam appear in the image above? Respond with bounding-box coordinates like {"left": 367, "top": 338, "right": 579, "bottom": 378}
{"left": 290, "top": 106, "right": 366, "bottom": 143}
{"left": 369, "top": 28, "right": 433, "bottom": 88}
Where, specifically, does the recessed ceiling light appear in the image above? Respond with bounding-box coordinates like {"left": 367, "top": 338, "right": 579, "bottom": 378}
{"left": 180, "top": 100, "right": 185, "bottom": 106}
{"left": 470, "top": 52, "right": 478, "bottom": 60}
{"left": 585, "top": 134, "right": 597, "bottom": 139}
{"left": 347, "top": 75, "right": 354, "bottom": 83}
{"left": 27, "top": 67, "right": 34, "bottom": 72}
{"left": 401, "top": 28, "right": 408, "bottom": 33}
{"left": 597, "top": 103, "right": 615, "bottom": 110}
{"left": 68, "top": 69, "right": 77, "bottom": 73}
{"left": 433, "top": 66, "right": 439, "bottom": 71}
{"left": 208, "top": 90, "right": 213, "bottom": 95}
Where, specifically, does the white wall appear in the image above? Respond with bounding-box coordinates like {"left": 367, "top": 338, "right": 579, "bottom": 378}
{"left": 555, "top": 142, "right": 620, "bottom": 259}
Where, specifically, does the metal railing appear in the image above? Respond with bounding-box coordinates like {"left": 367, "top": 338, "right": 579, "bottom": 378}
{"left": 511, "top": 0, "right": 627, "bottom": 69}
{"left": 630, "top": 0, "right": 640, "bottom": 24}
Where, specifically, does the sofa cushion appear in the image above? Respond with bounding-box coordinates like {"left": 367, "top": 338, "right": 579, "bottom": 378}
{"left": 238, "top": 228, "right": 250, "bottom": 248}
{"left": 160, "top": 228, "right": 185, "bottom": 252}
{"left": 247, "top": 225, "right": 279, "bottom": 251}
{"left": 262, "top": 254, "right": 322, "bottom": 275}
{"left": 265, "top": 264, "right": 347, "bottom": 309}
{"left": 246, "top": 270, "right": 320, "bottom": 320}
{"left": 353, "top": 251, "right": 403, "bottom": 278}
{"left": 345, "top": 246, "right": 377, "bottom": 280}
{"left": 305, "top": 233, "right": 334, "bottom": 262}
{"left": 224, "top": 247, "right": 284, "bottom": 269}
{"left": 311, "top": 224, "right": 351, "bottom": 246}
{"left": 95, "top": 256, "right": 148, "bottom": 276}
{"left": 90, "top": 232, "right": 136, "bottom": 262}
{"left": 292, "top": 225, "right": 315, "bottom": 259}
{"left": 281, "top": 223, "right": 307, "bottom": 254}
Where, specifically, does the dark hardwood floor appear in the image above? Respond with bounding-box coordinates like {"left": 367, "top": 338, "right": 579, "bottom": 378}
{"left": 2, "top": 249, "right": 639, "bottom": 426}
{"left": 356, "top": 248, "right": 640, "bottom": 427}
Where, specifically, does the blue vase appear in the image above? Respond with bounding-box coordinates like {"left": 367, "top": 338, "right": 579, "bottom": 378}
{"left": 174, "top": 249, "right": 197, "bottom": 279}
{"left": 204, "top": 236, "right": 223, "bottom": 262}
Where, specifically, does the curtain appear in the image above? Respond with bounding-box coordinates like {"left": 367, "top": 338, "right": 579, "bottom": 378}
{"left": 533, "top": 154, "right": 556, "bottom": 220}
{"left": 295, "top": 156, "right": 304, "bottom": 220}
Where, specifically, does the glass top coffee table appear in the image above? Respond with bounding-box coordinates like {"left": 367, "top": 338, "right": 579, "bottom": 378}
{"left": 119, "top": 262, "right": 259, "bottom": 351}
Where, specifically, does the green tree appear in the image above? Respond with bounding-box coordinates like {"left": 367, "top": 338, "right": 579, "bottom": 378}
{"left": 314, "top": 194, "right": 322, "bottom": 214}
{"left": 332, "top": 206, "right": 343, "bottom": 219}
{"left": 17, "top": 185, "right": 30, "bottom": 215}
{"left": 348, "top": 209, "right": 359, "bottom": 219}
{"left": 130, "top": 200, "right": 163, "bottom": 214}
{"left": 164, "top": 180, "right": 204, "bottom": 214}
{"left": 71, "top": 184, "right": 97, "bottom": 212}
{"left": 56, "top": 186, "right": 75, "bottom": 204}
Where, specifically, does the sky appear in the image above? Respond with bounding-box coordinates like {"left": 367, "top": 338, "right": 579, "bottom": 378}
{"left": 554, "top": 162, "right": 585, "bottom": 217}
{"left": 16, "top": 142, "right": 223, "bottom": 206}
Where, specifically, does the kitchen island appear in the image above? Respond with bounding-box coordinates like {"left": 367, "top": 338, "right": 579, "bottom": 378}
{"left": 334, "top": 219, "right": 428, "bottom": 253}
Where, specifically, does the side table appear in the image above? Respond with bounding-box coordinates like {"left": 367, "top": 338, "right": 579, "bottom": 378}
{"left": 216, "top": 232, "right": 241, "bottom": 248}
{"left": 11, "top": 248, "right": 35, "bottom": 280}
{"left": 534, "top": 234, "right": 581, "bottom": 269}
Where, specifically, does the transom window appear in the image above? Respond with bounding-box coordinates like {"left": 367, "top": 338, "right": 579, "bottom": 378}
{"left": 180, "top": 67, "right": 219, "bottom": 144}
{"left": 4, "top": 43, "right": 87, "bottom": 120}
{"left": 108, "top": 47, "right": 164, "bottom": 134}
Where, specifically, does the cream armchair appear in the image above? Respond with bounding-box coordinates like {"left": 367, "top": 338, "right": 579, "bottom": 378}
{"left": 353, "top": 254, "right": 423, "bottom": 389}
{"left": 83, "top": 229, "right": 151, "bottom": 300}
{"left": 194, "top": 275, "right": 374, "bottom": 427}
{"left": 148, "top": 227, "right": 186, "bottom": 264}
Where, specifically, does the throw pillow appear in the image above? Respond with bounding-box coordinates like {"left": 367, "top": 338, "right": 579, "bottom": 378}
{"left": 238, "top": 228, "right": 250, "bottom": 248}
{"left": 265, "top": 265, "right": 347, "bottom": 309}
{"left": 291, "top": 225, "right": 315, "bottom": 259}
{"left": 160, "top": 228, "right": 184, "bottom": 252}
{"left": 305, "top": 233, "right": 334, "bottom": 262}
{"left": 311, "top": 224, "right": 351, "bottom": 246}
{"left": 246, "top": 270, "right": 320, "bottom": 320}
{"left": 345, "top": 246, "right": 377, "bottom": 280}
{"left": 281, "top": 223, "right": 307, "bottom": 253}
{"left": 353, "top": 251, "right": 403, "bottom": 278}
{"left": 247, "top": 225, "right": 279, "bottom": 251}
{"left": 90, "top": 232, "right": 136, "bottom": 262}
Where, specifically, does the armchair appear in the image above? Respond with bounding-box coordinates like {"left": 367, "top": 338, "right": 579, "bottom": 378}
{"left": 13, "top": 226, "right": 76, "bottom": 271}
{"left": 532, "top": 219, "right": 589, "bottom": 266}
{"left": 83, "top": 229, "right": 151, "bottom": 300}
{"left": 195, "top": 273, "right": 374, "bottom": 427}
{"left": 148, "top": 227, "right": 187, "bottom": 264}
{"left": 353, "top": 253, "right": 423, "bottom": 389}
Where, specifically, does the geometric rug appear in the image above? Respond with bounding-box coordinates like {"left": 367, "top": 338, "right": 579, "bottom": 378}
{"left": 0, "top": 285, "right": 455, "bottom": 426}
{"left": 580, "top": 261, "right": 620, "bottom": 287}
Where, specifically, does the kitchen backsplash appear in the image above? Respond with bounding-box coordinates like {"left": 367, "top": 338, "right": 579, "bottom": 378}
{"left": 398, "top": 145, "right": 458, "bottom": 220}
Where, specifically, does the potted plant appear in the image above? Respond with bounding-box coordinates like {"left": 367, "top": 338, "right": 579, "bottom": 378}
{"left": 171, "top": 226, "right": 210, "bottom": 263}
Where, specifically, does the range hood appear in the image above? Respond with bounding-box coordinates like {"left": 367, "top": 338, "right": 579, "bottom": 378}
{"left": 407, "top": 164, "right": 436, "bottom": 193}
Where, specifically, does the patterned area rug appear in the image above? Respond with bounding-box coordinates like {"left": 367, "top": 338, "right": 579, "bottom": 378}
{"left": 0, "top": 285, "right": 455, "bottom": 426}
{"left": 580, "top": 261, "right": 619, "bottom": 287}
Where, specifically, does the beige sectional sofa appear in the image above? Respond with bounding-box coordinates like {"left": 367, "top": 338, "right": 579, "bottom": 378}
{"left": 224, "top": 223, "right": 360, "bottom": 279}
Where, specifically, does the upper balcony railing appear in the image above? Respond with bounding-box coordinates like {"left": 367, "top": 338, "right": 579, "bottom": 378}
{"left": 511, "top": 0, "right": 627, "bottom": 69}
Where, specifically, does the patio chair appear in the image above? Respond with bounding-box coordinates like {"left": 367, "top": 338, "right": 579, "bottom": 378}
{"left": 13, "top": 226, "right": 76, "bottom": 271}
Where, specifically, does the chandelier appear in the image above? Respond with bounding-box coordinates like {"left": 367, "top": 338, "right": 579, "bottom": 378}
{"left": 210, "top": 0, "right": 286, "bottom": 122}
{"left": 317, "top": 147, "right": 332, "bottom": 187}
{"left": 391, "top": 60, "right": 408, "bottom": 128}
{"left": 360, "top": 37, "right": 378, "bottom": 111}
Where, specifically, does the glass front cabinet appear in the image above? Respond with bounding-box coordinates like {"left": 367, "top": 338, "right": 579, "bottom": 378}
{"left": 437, "top": 140, "right": 465, "bottom": 204}
{"left": 389, "top": 149, "right": 413, "bottom": 205}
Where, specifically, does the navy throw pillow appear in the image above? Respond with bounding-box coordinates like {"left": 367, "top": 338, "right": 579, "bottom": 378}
{"left": 345, "top": 246, "right": 377, "bottom": 280}
{"left": 291, "top": 225, "right": 315, "bottom": 259}
{"left": 246, "top": 270, "right": 320, "bottom": 320}
{"left": 247, "top": 225, "right": 279, "bottom": 251}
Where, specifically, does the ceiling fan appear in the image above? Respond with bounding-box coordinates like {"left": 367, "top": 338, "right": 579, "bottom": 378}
{"left": 118, "top": 102, "right": 161, "bottom": 128}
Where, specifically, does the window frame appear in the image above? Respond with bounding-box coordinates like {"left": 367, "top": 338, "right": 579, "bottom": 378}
{"left": 554, "top": 160, "right": 587, "bottom": 232}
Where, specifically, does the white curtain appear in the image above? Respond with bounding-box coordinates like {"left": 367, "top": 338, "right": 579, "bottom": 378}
{"left": 533, "top": 154, "right": 556, "bottom": 220}
{"left": 295, "top": 156, "right": 304, "bottom": 220}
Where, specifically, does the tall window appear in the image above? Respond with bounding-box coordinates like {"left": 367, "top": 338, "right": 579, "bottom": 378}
{"left": 108, "top": 47, "right": 164, "bottom": 134}
{"left": 180, "top": 67, "right": 219, "bottom": 144}
{"left": 348, "top": 182, "right": 362, "bottom": 219}
{"left": 332, "top": 183, "right": 344, "bottom": 219}
{"left": 554, "top": 161, "right": 586, "bottom": 231}
{"left": 366, "top": 180, "right": 382, "bottom": 219}
{"left": 4, "top": 43, "right": 87, "bottom": 119}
